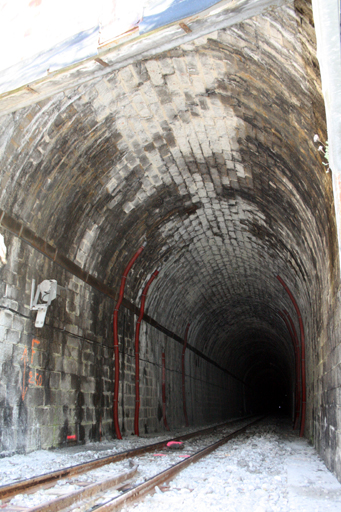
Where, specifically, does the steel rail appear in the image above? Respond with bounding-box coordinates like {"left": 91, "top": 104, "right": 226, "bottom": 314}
{"left": 26, "top": 466, "right": 138, "bottom": 512}
{"left": 0, "top": 416, "right": 256, "bottom": 500}
{"left": 95, "top": 416, "right": 265, "bottom": 511}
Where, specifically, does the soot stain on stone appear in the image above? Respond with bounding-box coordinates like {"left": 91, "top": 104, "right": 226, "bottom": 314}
{"left": 158, "top": 402, "right": 163, "bottom": 422}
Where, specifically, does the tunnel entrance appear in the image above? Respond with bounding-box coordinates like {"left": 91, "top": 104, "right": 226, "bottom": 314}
{"left": 0, "top": 0, "right": 341, "bottom": 483}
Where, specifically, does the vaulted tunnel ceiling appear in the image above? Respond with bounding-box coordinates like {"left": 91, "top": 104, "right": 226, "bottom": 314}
{"left": 0, "top": 1, "right": 337, "bottom": 403}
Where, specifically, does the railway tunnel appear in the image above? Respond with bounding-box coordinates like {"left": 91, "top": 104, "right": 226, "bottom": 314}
{"left": 1, "top": 0, "right": 341, "bottom": 481}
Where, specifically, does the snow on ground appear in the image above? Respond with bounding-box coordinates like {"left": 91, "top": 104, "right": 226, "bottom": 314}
{"left": 122, "top": 416, "right": 341, "bottom": 512}
{"left": 0, "top": 418, "right": 243, "bottom": 486}
{"left": 0, "top": 424, "right": 198, "bottom": 486}
{"left": 1, "top": 415, "right": 341, "bottom": 511}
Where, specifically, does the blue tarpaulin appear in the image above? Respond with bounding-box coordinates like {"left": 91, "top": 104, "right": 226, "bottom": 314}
{"left": 0, "top": 0, "right": 222, "bottom": 95}
{"left": 140, "top": 0, "right": 222, "bottom": 34}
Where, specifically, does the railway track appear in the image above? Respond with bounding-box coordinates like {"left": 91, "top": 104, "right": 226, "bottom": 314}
{"left": 0, "top": 416, "right": 264, "bottom": 512}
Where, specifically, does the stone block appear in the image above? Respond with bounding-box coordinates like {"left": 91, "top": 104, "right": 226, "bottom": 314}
{"left": 12, "top": 315, "right": 25, "bottom": 331}
{"left": 0, "top": 298, "right": 18, "bottom": 311}
{"left": 0, "top": 342, "right": 13, "bottom": 363}
{"left": 60, "top": 373, "right": 72, "bottom": 390}
{"left": 81, "top": 379, "right": 96, "bottom": 394}
{"left": 6, "top": 329, "right": 21, "bottom": 344}
{"left": 0, "top": 310, "right": 13, "bottom": 328}
{"left": 49, "top": 372, "right": 61, "bottom": 389}
{"left": 0, "top": 325, "right": 8, "bottom": 342}
{"left": 34, "top": 407, "right": 50, "bottom": 424}
{"left": 40, "top": 425, "right": 54, "bottom": 449}
{"left": 26, "top": 386, "right": 44, "bottom": 408}
{"left": 63, "top": 358, "right": 78, "bottom": 375}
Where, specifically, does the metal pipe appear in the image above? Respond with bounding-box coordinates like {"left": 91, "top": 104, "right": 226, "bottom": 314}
{"left": 277, "top": 309, "right": 301, "bottom": 429}
{"left": 182, "top": 323, "right": 190, "bottom": 427}
{"left": 134, "top": 269, "right": 159, "bottom": 436}
{"left": 162, "top": 352, "right": 170, "bottom": 431}
{"left": 113, "top": 244, "right": 145, "bottom": 440}
{"left": 277, "top": 275, "right": 306, "bottom": 437}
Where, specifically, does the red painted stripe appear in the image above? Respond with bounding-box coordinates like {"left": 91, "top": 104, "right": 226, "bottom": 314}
{"left": 113, "top": 245, "right": 145, "bottom": 440}
{"left": 134, "top": 269, "right": 159, "bottom": 436}
{"left": 162, "top": 352, "right": 170, "bottom": 431}
{"left": 277, "top": 275, "right": 306, "bottom": 437}
{"left": 277, "top": 309, "right": 301, "bottom": 430}
{"left": 182, "top": 323, "right": 190, "bottom": 427}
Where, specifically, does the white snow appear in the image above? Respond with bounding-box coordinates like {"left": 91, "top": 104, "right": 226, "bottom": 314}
{"left": 121, "top": 417, "right": 341, "bottom": 512}
{"left": 1, "top": 416, "right": 341, "bottom": 511}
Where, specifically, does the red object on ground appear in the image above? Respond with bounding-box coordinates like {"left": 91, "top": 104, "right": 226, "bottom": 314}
{"left": 277, "top": 275, "right": 306, "bottom": 437}
{"left": 162, "top": 352, "right": 170, "bottom": 431}
{"left": 113, "top": 244, "right": 145, "bottom": 440}
{"left": 134, "top": 269, "right": 159, "bottom": 436}
{"left": 182, "top": 323, "right": 190, "bottom": 427}
{"left": 67, "top": 435, "right": 76, "bottom": 441}
{"left": 167, "top": 441, "right": 183, "bottom": 447}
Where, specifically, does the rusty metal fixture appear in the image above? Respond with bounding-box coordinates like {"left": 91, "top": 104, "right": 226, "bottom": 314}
{"left": 277, "top": 275, "right": 306, "bottom": 437}
{"left": 182, "top": 323, "right": 190, "bottom": 427}
{"left": 162, "top": 352, "right": 170, "bottom": 431}
{"left": 113, "top": 244, "right": 146, "bottom": 440}
{"left": 134, "top": 269, "right": 159, "bottom": 436}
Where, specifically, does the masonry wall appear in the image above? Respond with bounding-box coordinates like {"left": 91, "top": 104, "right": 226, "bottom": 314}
{"left": 313, "top": 292, "right": 341, "bottom": 478}
{"left": 0, "top": 230, "right": 115, "bottom": 453}
{"left": 1, "top": 0, "right": 341, "bottom": 486}
{"left": 0, "top": 230, "right": 244, "bottom": 454}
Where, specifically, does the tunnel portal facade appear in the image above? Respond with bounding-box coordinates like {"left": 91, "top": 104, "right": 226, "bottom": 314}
{"left": 1, "top": 0, "right": 341, "bottom": 481}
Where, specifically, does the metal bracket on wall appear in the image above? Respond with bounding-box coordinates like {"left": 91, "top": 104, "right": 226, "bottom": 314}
{"left": 30, "top": 279, "right": 60, "bottom": 327}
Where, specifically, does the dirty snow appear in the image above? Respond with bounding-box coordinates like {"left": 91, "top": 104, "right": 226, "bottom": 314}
{"left": 0, "top": 418, "right": 243, "bottom": 486}
{"left": 122, "top": 416, "right": 341, "bottom": 512}
{"left": 1, "top": 416, "right": 341, "bottom": 511}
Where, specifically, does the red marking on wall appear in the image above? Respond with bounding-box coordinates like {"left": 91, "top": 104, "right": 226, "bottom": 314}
{"left": 67, "top": 435, "right": 77, "bottom": 441}
{"left": 21, "top": 339, "right": 43, "bottom": 400}
{"left": 31, "top": 338, "right": 40, "bottom": 364}
{"left": 29, "top": 370, "right": 43, "bottom": 386}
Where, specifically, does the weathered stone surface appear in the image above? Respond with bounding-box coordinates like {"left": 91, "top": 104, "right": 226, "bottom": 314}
{"left": 0, "top": 0, "right": 341, "bottom": 484}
